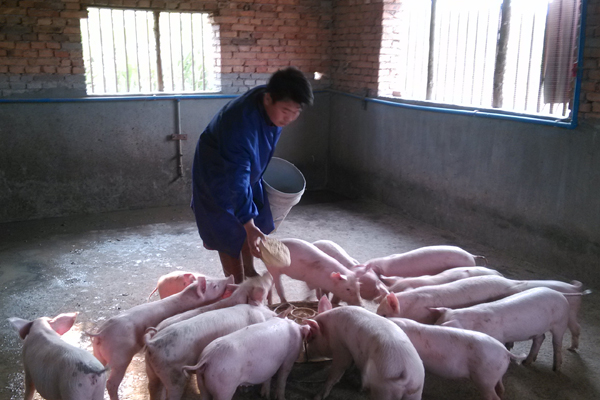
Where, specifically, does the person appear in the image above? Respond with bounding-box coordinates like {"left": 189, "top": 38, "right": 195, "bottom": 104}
{"left": 191, "top": 67, "right": 314, "bottom": 283}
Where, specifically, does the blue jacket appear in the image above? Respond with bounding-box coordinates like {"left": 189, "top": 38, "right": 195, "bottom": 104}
{"left": 191, "top": 86, "right": 281, "bottom": 257}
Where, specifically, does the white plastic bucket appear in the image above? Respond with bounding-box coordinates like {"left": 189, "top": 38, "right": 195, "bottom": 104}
{"left": 263, "top": 157, "right": 306, "bottom": 231}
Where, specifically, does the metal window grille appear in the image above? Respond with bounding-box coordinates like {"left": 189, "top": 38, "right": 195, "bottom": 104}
{"left": 81, "top": 8, "right": 219, "bottom": 95}
{"left": 381, "top": 0, "right": 582, "bottom": 120}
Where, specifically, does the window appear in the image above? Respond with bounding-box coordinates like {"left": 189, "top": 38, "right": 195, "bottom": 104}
{"left": 379, "top": 0, "right": 583, "bottom": 120}
{"left": 80, "top": 7, "right": 219, "bottom": 95}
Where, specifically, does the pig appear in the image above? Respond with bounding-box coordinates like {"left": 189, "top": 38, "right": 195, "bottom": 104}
{"left": 312, "top": 239, "right": 388, "bottom": 302}
{"left": 432, "top": 287, "right": 571, "bottom": 371}
{"left": 376, "top": 275, "right": 518, "bottom": 323}
{"left": 364, "top": 245, "right": 485, "bottom": 278}
{"left": 387, "top": 266, "right": 503, "bottom": 292}
{"left": 503, "top": 279, "right": 590, "bottom": 350}
{"left": 147, "top": 270, "right": 201, "bottom": 299}
{"left": 182, "top": 316, "right": 311, "bottom": 400}
{"left": 154, "top": 271, "right": 273, "bottom": 331}
{"left": 144, "top": 304, "right": 277, "bottom": 400}
{"left": 305, "top": 296, "right": 425, "bottom": 400}
{"left": 86, "top": 275, "right": 233, "bottom": 400}
{"left": 8, "top": 312, "right": 107, "bottom": 400}
{"left": 264, "top": 238, "right": 362, "bottom": 306}
{"left": 389, "top": 318, "right": 525, "bottom": 400}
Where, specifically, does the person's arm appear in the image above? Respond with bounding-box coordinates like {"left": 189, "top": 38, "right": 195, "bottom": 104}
{"left": 244, "top": 219, "right": 265, "bottom": 258}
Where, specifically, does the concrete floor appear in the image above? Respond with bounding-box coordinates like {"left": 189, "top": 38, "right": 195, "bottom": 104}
{"left": 1, "top": 191, "right": 599, "bottom": 400}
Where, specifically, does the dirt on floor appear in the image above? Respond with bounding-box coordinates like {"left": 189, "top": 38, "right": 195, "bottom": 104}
{"left": 1, "top": 192, "right": 599, "bottom": 400}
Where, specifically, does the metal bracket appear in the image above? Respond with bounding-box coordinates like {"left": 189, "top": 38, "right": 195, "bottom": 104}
{"left": 170, "top": 134, "right": 187, "bottom": 141}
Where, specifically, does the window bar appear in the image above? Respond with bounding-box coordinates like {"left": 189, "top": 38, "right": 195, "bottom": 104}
{"left": 482, "top": 7, "right": 492, "bottom": 106}
{"left": 154, "top": 11, "right": 164, "bottom": 92}
{"left": 111, "top": 10, "right": 118, "bottom": 92}
{"left": 462, "top": 11, "right": 470, "bottom": 104}
{"left": 452, "top": 11, "right": 461, "bottom": 103}
{"left": 147, "top": 12, "right": 154, "bottom": 92}
{"left": 513, "top": 13, "right": 524, "bottom": 109}
{"left": 201, "top": 15, "right": 206, "bottom": 90}
{"left": 524, "top": 14, "right": 536, "bottom": 111}
{"left": 98, "top": 10, "right": 107, "bottom": 93}
{"left": 180, "top": 13, "right": 185, "bottom": 91}
{"left": 169, "top": 14, "right": 175, "bottom": 91}
{"left": 85, "top": 17, "right": 95, "bottom": 93}
{"left": 470, "top": 10, "right": 480, "bottom": 104}
{"left": 426, "top": 0, "right": 437, "bottom": 100}
{"left": 191, "top": 15, "right": 196, "bottom": 91}
{"left": 493, "top": 0, "right": 511, "bottom": 109}
{"left": 134, "top": 10, "right": 142, "bottom": 92}
{"left": 122, "top": 11, "right": 130, "bottom": 92}
{"left": 442, "top": 10, "right": 452, "bottom": 102}
{"left": 404, "top": 9, "right": 412, "bottom": 95}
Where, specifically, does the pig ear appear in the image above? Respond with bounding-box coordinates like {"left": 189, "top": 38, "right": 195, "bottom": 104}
{"left": 387, "top": 293, "right": 400, "bottom": 313}
{"left": 195, "top": 276, "right": 207, "bottom": 295}
{"left": 305, "top": 319, "right": 322, "bottom": 341}
{"left": 48, "top": 312, "right": 78, "bottom": 336}
{"left": 317, "top": 295, "right": 333, "bottom": 313}
{"left": 378, "top": 275, "right": 399, "bottom": 286}
{"left": 226, "top": 275, "right": 235, "bottom": 284}
{"left": 330, "top": 272, "right": 348, "bottom": 282}
{"left": 299, "top": 324, "right": 311, "bottom": 340}
{"left": 8, "top": 317, "right": 33, "bottom": 340}
{"left": 428, "top": 307, "right": 448, "bottom": 324}
{"left": 184, "top": 273, "right": 197, "bottom": 284}
{"left": 249, "top": 287, "right": 267, "bottom": 306}
{"left": 441, "top": 320, "right": 462, "bottom": 329}
{"left": 222, "top": 283, "right": 238, "bottom": 299}
{"left": 353, "top": 265, "right": 367, "bottom": 277}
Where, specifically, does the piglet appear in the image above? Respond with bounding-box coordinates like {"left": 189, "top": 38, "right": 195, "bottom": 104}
{"left": 313, "top": 239, "right": 388, "bottom": 301}
{"left": 376, "top": 275, "right": 517, "bottom": 323}
{"left": 87, "top": 274, "right": 233, "bottom": 400}
{"left": 9, "top": 312, "right": 107, "bottom": 400}
{"left": 183, "top": 316, "right": 310, "bottom": 400}
{"left": 154, "top": 271, "right": 273, "bottom": 331}
{"left": 364, "top": 245, "right": 485, "bottom": 278}
{"left": 433, "top": 287, "right": 571, "bottom": 371}
{"left": 390, "top": 317, "right": 525, "bottom": 400}
{"left": 264, "top": 238, "right": 362, "bottom": 306}
{"left": 144, "top": 304, "right": 277, "bottom": 400}
{"left": 387, "top": 266, "right": 503, "bottom": 292}
{"left": 305, "top": 296, "right": 424, "bottom": 400}
{"left": 147, "top": 270, "right": 201, "bottom": 299}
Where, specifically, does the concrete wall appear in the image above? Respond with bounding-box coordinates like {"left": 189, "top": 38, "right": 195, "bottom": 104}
{"left": 0, "top": 92, "right": 330, "bottom": 222}
{"left": 327, "top": 94, "right": 600, "bottom": 286}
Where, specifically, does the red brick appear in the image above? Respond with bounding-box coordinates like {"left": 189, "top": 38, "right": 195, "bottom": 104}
{"left": 9, "top": 65, "right": 25, "bottom": 73}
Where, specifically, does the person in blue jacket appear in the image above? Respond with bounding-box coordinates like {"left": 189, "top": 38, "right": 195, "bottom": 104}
{"left": 191, "top": 67, "right": 313, "bottom": 283}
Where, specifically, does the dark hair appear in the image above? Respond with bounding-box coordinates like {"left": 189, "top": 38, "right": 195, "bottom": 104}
{"left": 266, "top": 67, "right": 314, "bottom": 107}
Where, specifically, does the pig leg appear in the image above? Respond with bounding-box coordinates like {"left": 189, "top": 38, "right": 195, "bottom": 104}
{"left": 164, "top": 372, "right": 188, "bottom": 400}
{"left": 106, "top": 362, "right": 129, "bottom": 400}
{"left": 146, "top": 361, "right": 163, "bottom": 400}
{"left": 523, "top": 333, "right": 545, "bottom": 366}
{"left": 274, "top": 352, "right": 298, "bottom": 400}
{"left": 551, "top": 330, "right": 566, "bottom": 371}
{"left": 272, "top": 273, "right": 288, "bottom": 304}
{"left": 568, "top": 313, "right": 581, "bottom": 351}
{"left": 24, "top": 371, "right": 34, "bottom": 400}
{"left": 315, "top": 351, "right": 353, "bottom": 400}
{"left": 472, "top": 377, "right": 502, "bottom": 400}
{"left": 260, "top": 378, "right": 271, "bottom": 399}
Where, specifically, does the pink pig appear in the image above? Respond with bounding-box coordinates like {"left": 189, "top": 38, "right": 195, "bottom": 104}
{"left": 87, "top": 275, "right": 233, "bottom": 400}
{"left": 182, "top": 316, "right": 310, "bottom": 400}
{"left": 153, "top": 271, "right": 273, "bottom": 331}
{"left": 389, "top": 317, "right": 525, "bottom": 400}
{"left": 376, "top": 275, "right": 517, "bottom": 323}
{"left": 9, "top": 312, "right": 107, "bottom": 400}
{"left": 305, "top": 296, "right": 424, "bottom": 400}
{"left": 387, "top": 266, "right": 503, "bottom": 292}
{"left": 364, "top": 245, "right": 485, "bottom": 278}
{"left": 264, "top": 238, "right": 362, "bottom": 306}
{"left": 147, "top": 270, "right": 201, "bottom": 299}
{"left": 312, "top": 239, "right": 388, "bottom": 301}
{"left": 145, "top": 303, "right": 277, "bottom": 400}
{"left": 432, "top": 287, "right": 571, "bottom": 371}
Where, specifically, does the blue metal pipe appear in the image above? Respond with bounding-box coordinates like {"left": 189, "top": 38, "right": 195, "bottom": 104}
{"left": 0, "top": 93, "right": 238, "bottom": 103}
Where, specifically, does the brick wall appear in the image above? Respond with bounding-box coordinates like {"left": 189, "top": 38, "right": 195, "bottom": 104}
{"left": 0, "top": 0, "right": 332, "bottom": 97}
{"left": 2, "top": 0, "right": 600, "bottom": 122}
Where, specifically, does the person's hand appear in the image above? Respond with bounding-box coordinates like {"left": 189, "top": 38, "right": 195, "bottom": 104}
{"left": 243, "top": 219, "right": 266, "bottom": 258}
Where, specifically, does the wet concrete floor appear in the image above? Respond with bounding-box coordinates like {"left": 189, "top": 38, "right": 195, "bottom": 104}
{"left": 1, "top": 191, "right": 599, "bottom": 400}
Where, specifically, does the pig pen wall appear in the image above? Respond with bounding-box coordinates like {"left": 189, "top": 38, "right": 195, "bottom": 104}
{"left": 326, "top": 93, "right": 600, "bottom": 288}
{"left": 0, "top": 93, "right": 330, "bottom": 223}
